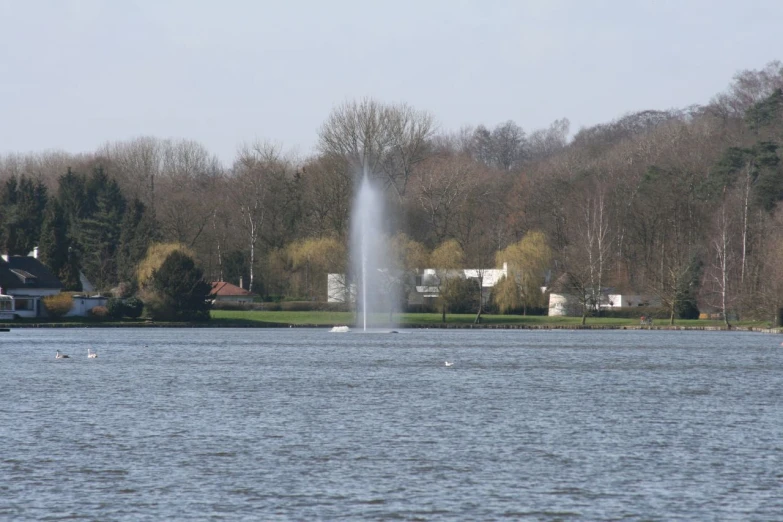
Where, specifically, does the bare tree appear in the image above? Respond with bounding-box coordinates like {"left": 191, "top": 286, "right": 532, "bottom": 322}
{"left": 100, "top": 136, "right": 163, "bottom": 209}
{"left": 562, "top": 173, "right": 612, "bottom": 324}
{"left": 231, "top": 142, "right": 290, "bottom": 293}
{"left": 413, "top": 154, "right": 482, "bottom": 245}
{"left": 318, "top": 98, "right": 435, "bottom": 202}
{"left": 299, "top": 154, "right": 353, "bottom": 239}
{"left": 528, "top": 118, "right": 570, "bottom": 161}
{"left": 702, "top": 191, "right": 740, "bottom": 328}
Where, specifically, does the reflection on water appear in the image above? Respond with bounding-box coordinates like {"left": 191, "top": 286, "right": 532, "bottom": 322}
{"left": 1, "top": 328, "right": 782, "bottom": 520}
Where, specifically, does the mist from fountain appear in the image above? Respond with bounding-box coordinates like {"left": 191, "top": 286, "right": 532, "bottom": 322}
{"left": 350, "top": 170, "right": 395, "bottom": 331}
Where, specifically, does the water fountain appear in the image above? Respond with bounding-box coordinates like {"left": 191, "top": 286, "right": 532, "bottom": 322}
{"left": 350, "top": 170, "right": 395, "bottom": 331}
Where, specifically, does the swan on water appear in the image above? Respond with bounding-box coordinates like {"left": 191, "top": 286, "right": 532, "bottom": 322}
{"left": 55, "top": 350, "right": 70, "bottom": 359}
{"left": 87, "top": 348, "right": 98, "bottom": 359}
{"left": 444, "top": 361, "right": 453, "bottom": 367}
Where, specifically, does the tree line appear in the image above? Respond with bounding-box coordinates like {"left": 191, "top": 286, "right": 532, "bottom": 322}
{"left": 1, "top": 61, "right": 782, "bottom": 325}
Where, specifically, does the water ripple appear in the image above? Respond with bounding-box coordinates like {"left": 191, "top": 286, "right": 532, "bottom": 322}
{"left": 1, "top": 328, "right": 782, "bottom": 520}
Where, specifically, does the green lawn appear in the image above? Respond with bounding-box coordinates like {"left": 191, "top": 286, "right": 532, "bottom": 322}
{"left": 209, "top": 310, "right": 770, "bottom": 329}
{"left": 0, "top": 311, "right": 769, "bottom": 329}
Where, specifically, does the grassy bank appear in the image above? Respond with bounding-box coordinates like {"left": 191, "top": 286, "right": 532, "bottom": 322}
{"left": 0, "top": 311, "right": 771, "bottom": 330}
{"left": 209, "top": 310, "right": 770, "bottom": 329}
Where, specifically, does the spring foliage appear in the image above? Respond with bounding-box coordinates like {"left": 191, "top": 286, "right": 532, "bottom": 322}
{"left": 42, "top": 293, "right": 73, "bottom": 318}
{"left": 494, "top": 231, "right": 552, "bottom": 313}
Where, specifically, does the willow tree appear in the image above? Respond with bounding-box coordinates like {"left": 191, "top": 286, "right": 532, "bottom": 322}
{"left": 494, "top": 231, "right": 552, "bottom": 314}
{"left": 287, "top": 237, "right": 346, "bottom": 300}
{"left": 430, "top": 239, "right": 465, "bottom": 322}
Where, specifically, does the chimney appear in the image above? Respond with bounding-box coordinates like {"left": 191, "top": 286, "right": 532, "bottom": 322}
{"left": 33, "top": 246, "right": 39, "bottom": 259}
{"left": 239, "top": 276, "right": 243, "bottom": 290}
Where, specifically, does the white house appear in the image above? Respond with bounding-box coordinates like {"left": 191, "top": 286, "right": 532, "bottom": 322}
{"left": 548, "top": 289, "right": 660, "bottom": 316}
{"left": 0, "top": 253, "right": 63, "bottom": 318}
{"left": 328, "top": 263, "right": 509, "bottom": 306}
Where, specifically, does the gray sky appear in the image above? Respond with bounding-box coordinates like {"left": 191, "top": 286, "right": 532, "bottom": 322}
{"left": 1, "top": 0, "right": 781, "bottom": 164}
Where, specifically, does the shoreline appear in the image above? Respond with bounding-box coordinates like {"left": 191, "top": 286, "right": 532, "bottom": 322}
{"left": 1, "top": 322, "right": 779, "bottom": 333}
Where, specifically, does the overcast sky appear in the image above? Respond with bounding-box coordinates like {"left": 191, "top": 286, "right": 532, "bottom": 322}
{"left": 1, "top": 0, "right": 781, "bottom": 164}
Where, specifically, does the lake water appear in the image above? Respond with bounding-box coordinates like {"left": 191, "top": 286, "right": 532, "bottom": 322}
{"left": 1, "top": 328, "right": 781, "bottom": 520}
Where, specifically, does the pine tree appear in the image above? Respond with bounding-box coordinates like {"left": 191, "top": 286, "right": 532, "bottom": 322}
{"left": 149, "top": 251, "right": 211, "bottom": 321}
{"left": 39, "top": 199, "right": 69, "bottom": 276}
{"left": 0, "top": 177, "right": 19, "bottom": 254}
{"left": 117, "top": 198, "right": 160, "bottom": 284}
{"left": 1, "top": 176, "right": 47, "bottom": 255}
{"left": 76, "top": 167, "right": 127, "bottom": 290}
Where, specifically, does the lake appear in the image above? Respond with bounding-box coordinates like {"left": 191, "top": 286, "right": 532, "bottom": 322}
{"left": 1, "top": 328, "right": 781, "bottom": 520}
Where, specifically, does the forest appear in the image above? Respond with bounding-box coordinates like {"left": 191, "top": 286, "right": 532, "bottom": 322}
{"left": 1, "top": 61, "right": 782, "bottom": 324}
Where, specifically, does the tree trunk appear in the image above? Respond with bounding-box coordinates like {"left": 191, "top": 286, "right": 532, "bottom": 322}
{"left": 474, "top": 286, "right": 483, "bottom": 324}
{"left": 442, "top": 303, "right": 446, "bottom": 323}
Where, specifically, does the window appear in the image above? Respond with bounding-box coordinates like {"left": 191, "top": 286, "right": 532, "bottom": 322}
{"left": 14, "top": 299, "right": 34, "bottom": 311}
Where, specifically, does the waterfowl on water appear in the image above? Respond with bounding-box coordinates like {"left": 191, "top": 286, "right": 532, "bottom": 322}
{"left": 87, "top": 348, "right": 98, "bottom": 359}
{"left": 444, "top": 361, "right": 453, "bottom": 367}
{"left": 55, "top": 350, "right": 70, "bottom": 359}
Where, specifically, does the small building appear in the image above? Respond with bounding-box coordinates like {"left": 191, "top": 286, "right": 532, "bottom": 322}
{"left": 547, "top": 276, "right": 660, "bottom": 316}
{"left": 210, "top": 281, "right": 256, "bottom": 304}
{"left": 0, "top": 253, "right": 64, "bottom": 318}
{"left": 66, "top": 295, "right": 110, "bottom": 317}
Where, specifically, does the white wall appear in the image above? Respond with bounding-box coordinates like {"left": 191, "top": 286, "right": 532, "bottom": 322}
{"left": 66, "top": 296, "right": 109, "bottom": 317}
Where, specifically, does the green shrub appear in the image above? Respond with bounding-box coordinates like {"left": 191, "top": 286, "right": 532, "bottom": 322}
{"left": 404, "top": 303, "right": 436, "bottom": 314}
{"left": 280, "top": 301, "right": 321, "bottom": 312}
{"left": 596, "top": 307, "right": 668, "bottom": 319}
{"left": 211, "top": 301, "right": 268, "bottom": 311}
{"left": 42, "top": 293, "right": 73, "bottom": 318}
{"left": 106, "top": 298, "right": 125, "bottom": 319}
{"left": 441, "top": 278, "right": 480, "bottom": 314}
{"left": 123, "top": 297, "right": 144, "bottom": 319}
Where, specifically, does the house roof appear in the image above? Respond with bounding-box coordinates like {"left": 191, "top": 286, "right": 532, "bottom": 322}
{"left": 0, "top": 256, "right": 63, "bottom": 291}
{"left": 210, "top": 281, "right": 255, "bottom": 297}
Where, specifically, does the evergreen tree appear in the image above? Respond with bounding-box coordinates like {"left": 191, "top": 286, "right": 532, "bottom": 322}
{"left": 117, "top": 198, "right": 160, "bottom": 284}
{"left": 57, "top": 168, "right": 88, "bottom": 225}
{"left": 39, "top": 199, "right": 82, "bottom": 291}
{"left": 746, "top": 88, "right": 783, "bottom": 131}
{"left": 0, "top": 177, "right": 19, "bottom": 254}
{"left": 149, "top": 251, "right": 211, "bottom": 321}
{"left": 1, "top": 176, "right": 47, "bottom": 255}
{"left": 704, "top": 143, "right": 782, "bottom": 211}
{"left": 39, "top": 199, "right": 69, "bottom": 277}
{"left": 77, "top": 167, "right": 127, "bottom": 289}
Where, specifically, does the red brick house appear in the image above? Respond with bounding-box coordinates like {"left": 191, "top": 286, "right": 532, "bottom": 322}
{"left": 210, "top": 281, "right": 256, "bottom": 304}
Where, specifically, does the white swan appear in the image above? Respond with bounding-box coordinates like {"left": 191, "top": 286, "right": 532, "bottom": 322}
{"left": 55, "top": 350, "right": 70, "bottom": 359}
{"left": 87, "top": 348, "right": 98, "bottom": 359}
{"left": 444, "top": 361, "right": 453, "bottom": 367}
